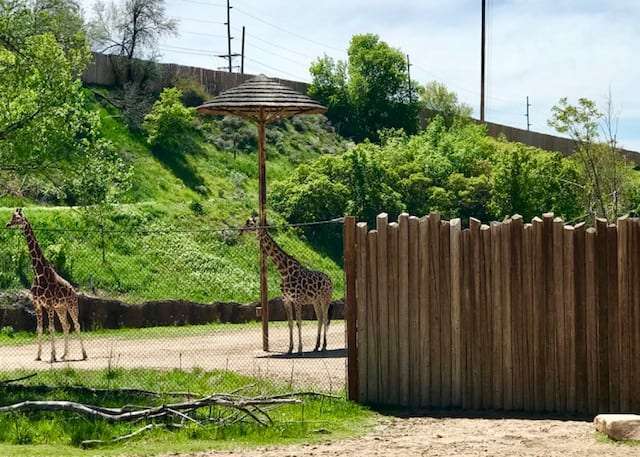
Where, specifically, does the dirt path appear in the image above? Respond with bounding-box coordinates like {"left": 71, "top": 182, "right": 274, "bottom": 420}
{"left": 180, "top": 415, "right": 636, "bottom": 457}
{"left": 0, "top": 322, "right": 345, "bottom": 390}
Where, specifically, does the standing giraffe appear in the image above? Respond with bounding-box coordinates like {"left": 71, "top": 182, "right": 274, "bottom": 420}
{"left": 6, "top": 208, "right": 87, "bottom": 362}
{"left": 241, "top": 216, "right": 333, "bottom": 354}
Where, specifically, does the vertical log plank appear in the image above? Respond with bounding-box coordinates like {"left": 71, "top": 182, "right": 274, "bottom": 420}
{"left": 542, "top": 213, "right": 555, "bottom": 412}
{"left": 429, "top": 213, "right": 442, "bottom": 408}
{"left": 441, "top": 221, "right": 452, "bottom": 408}
{"left": 418, "top": 217, "right": 431, "bottom": 407}
{"left": 450, "top": 219, "right": 462, "bottom": 408}
{"left": 356, "top": 222, "right": 368, "bottom": 403}
{"left": 607, "top": 223, "right": 620, "bottom": 412}
{"left": 387, "top": 222, "right": 400, "bottom": 405}
{"left": 470, "top": 218, "right": 482, "bottom": 409}
{"left": 367, "top": 230, "right": 379, "bottom": 403}
{"left": 376, "top": 214, "right": 389, "bottom": 403}
{"left": 532, "top": 216, "right": 545, "bottom": 412}
{"left": 344, "top": 216, "right": 358, "bottom": 402}
{"left": 408, "top": 216, "right": 420, "bottom": 407}
{"left": 481, "top": 224, "right": 492, "bottom": 409}
{"left": 462, "top": 229, "right": 472, "bottom": 410}
{"left": 491, "top": 222, "right": 503, "bottom": 410}
{"left": 502, "top": 219, "right": 513, "bottom": 410}
{"left": 522, "top": 223, "right": 534, "bottom": 411}
{"left": 574, "top": 223, "right": 587, "bottom": 414}
{"left": 553, "top": 217, "right": 566, "bottom": 412}
{"left": 398, "top": 214, "right": 410, "bottom": 406}
{"left": 511, "top": 215, "right": 524, "bottom": 411}
{"left": 618, "top": 217, "right": 630, "bottom": 412}
{"left": 564, "top": 225, "right": 576, "bottom": 413}
{"left": 595, "top": 218, "right": 609, "bottom": 412}
{"left": 585, "top": 227, "right": 598, "bottom": 414}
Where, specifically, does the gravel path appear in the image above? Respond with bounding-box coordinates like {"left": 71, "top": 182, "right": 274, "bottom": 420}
{"left": 179, "top": 415, "right": 636, "bottom": 457}
{"left": 0, "top": 322, "right": 346, "bottom": 390}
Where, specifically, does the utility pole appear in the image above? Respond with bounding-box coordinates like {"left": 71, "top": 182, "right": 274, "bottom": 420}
{"left": 226, "top": 0, "right": 232, "bottom": 72}
{"left": 241, "top": 26, "right": 245, "bottom": 74}
{"left": 217, "top": 0, "right": 241, "bottom": 72}
{"left": 525, "top": 96, "right": 532, "bottom": 130}
{"left": 406, "top": 54, "right": 412, "bottom": 103}
{"left": 480, "top": 0, "right": 486, "bottom": 121}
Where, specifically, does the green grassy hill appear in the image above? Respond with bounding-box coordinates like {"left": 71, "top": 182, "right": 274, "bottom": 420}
{"left": 0, "top": 94, "right": 349, "bottom": 304}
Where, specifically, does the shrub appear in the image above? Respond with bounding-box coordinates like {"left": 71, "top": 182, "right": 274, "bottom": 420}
{"left": 142, "top": 88, "right": 196, "bottom": 153}
{"left": 173, "top": 76, "right": 210, "bottom": 107}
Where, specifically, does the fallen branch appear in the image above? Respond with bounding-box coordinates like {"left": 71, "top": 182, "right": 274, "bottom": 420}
{"left": 80, "top": 422, "right": 184, "bottom": 448}
{"left": 0, "top": 394, "right": 301, "bottom": 422}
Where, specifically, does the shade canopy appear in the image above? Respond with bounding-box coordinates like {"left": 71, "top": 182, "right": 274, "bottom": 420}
{"left": 196, "top": 74, "right": 326, "bottom": 123}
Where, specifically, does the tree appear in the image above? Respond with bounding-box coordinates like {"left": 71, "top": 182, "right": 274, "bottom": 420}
{"left": 548, "top": 97, "right": 633, "bottom": 221}
{"left": 308, "top": 34, "right": 421, "bottom": 142}
{"left": 89, "top": 0, "right": 177, "bottom": 62}
{"left": 0, "top": 0, "right": 130, "bottom": 205}
{"left": 420, "top": 81, "right": 472, "bottom": 125}
{"left": 142, "top": 87, "right": 195, "bottom": 153}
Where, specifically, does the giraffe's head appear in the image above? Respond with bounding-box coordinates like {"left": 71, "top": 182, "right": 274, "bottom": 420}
{"left": 6, "top": 208, "right": 26, "bottom": 229}
{"left": 239, "top": 214, "right": 260, "bottom": 234}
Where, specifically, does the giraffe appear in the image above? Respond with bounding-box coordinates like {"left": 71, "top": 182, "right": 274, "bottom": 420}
{"left": 241, "top": 216, "right": 333, "bottom": 354}
{"left": 6, "top": 208, "right": 87, "bottom": 362}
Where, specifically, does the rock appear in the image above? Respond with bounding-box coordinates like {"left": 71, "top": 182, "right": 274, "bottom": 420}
{"left": 594, "top": 414, "right": 640, "bottom": 441}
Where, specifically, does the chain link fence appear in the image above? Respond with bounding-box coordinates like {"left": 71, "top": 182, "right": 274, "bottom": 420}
{"left": 0, "top": 220, "right": 346, "bottom": 394}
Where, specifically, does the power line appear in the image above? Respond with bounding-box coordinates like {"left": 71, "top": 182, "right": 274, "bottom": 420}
{"left": 248, "top": 40, "right": 309, "bottom": 68}
{"left": 243, "top": 56, "right": 308, "bottom": 82}
{"left": 182, "top": 31, "right": 226, "bottom": 38}
{"left": 176, "top": 0, "right": 226, "bottom": 6}
{"left": 232, "top": 27, "right": 317, "bottom": 59}
{"left": 177, "top": 16, "right": 225, "bottom": 24}
{"left": 233, "top": 6, "right": 347, "bottom": 54}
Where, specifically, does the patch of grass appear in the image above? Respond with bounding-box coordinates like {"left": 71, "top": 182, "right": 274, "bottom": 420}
{"left": 595, "top": 431, "right": 640, "bottom": 447}
{"left": 0, "top": 368, "right": 373, "bottom": 456}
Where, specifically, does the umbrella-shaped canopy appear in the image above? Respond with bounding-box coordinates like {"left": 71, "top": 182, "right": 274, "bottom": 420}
{"left": 196, "top": 75, "right": 327, "bottom": 352}
{"left": 197, "top": 74, "right": 326, "bottom": 122}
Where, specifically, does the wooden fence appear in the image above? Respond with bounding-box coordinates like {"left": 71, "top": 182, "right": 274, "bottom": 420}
{"left": 343, "top": 213, "right": 640, "bottom": 414}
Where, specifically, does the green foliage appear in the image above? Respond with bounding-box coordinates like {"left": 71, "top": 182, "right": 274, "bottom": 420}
{"left": 0, "top": 0, "right": 130, "bottom": 205}
{"left": 0, "top": 368, "right": 371, "bottom": 454}
{"left": 143, "top": 87, "right": 196, "bottom": 153}
{"left": 273, "top": 115, "right": 586, "bottom": 227}
{"left": 309, "top": 34, "right": 421, "bottom": 142}
{"left": 420, "top": 80, "right": 473, "bottom": 126}
{"left": 549, "top": 97, "right": 635, "bottom": 221}
{"left": 173, "top": 76, "right": 210, "bottom": 107}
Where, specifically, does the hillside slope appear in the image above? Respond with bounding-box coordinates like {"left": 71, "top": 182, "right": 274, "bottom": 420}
{"left": 0, "top": 97, "right": 349, "bottom": 303}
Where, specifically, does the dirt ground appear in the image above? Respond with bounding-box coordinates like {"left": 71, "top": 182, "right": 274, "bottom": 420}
{"left": 178, "top": 415, "right": 636, "bottom": 457}
{"left": 0, "top": 322, "right": 346, "bottom": 390}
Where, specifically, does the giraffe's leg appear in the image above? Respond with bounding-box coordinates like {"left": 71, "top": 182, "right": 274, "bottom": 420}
{"left": 47, "top": 307, "right": 56, "bottom": 362}
{"left": 322, "top": 301, "right": 330, "bottom": 351}
{"left": 313, "top": 303, "right": 322, "bottom": 352}
{"left": 34, "top": 305, "right": 43, "bottom": 361}
{"left": 69, "top": 300, "right": 87, "bottom": 360}
{"left": 295, "top": 304, "right": 303, "bottom": 353}
{"left": 55, "top": 307, "right": 70, "bottom": 361}
{"left": 284, "top": 299, "right": 294, "bottom": 354}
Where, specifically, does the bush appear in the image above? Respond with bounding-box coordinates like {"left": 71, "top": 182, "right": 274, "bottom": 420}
{"left": 142, "top": 88, "right": 196, "bottom": 153}
{"left": 173, "top": 76, "right": 210, "bottom": 107}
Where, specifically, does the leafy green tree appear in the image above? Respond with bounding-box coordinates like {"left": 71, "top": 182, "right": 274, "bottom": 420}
{"left": 0, "top": 0, "right": 130, "bottom": 205}
{"left": 309, "top": 34, "right": 421, "bottom": 142}
{"left": 142, "top": 87, "right": 195, "bottom": 153}
{"left": 549, "top": 97, "right": 634, "bottom": 221}
{"left": 420, "top": 81, "right": 473, "bottom": 125}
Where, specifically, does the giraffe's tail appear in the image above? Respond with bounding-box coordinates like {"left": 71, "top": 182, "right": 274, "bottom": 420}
{"left": 327, "top": 301, "right": 335, "bottom": 324}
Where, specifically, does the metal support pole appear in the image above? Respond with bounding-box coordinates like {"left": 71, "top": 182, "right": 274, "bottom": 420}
{"left": 480, "top": 0, "right": 486, "bottom": 121}
{"left": 241, "top": 26, "right": 245, "bottom": 74}
{"left": 257, "top": 116, "right": 269, "bottom": 352}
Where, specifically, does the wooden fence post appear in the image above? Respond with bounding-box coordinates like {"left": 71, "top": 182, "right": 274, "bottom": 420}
{"left": 344, "top": 216, "right": 358, "bottom": 401}
{"left": 356, "top": 222, "right": 369, "bottom": 403}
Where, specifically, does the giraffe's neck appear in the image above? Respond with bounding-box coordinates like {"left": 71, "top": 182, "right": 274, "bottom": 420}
{"left": 20, "top": 221, "right": 50, "bottom": 281}
{"left": 257, "top": 230, "right": 300, "bottom": 277}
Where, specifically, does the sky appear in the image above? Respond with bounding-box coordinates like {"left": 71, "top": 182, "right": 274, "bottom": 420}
{"left": 78, "top": 0, "right": 640, "bottom": 151}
